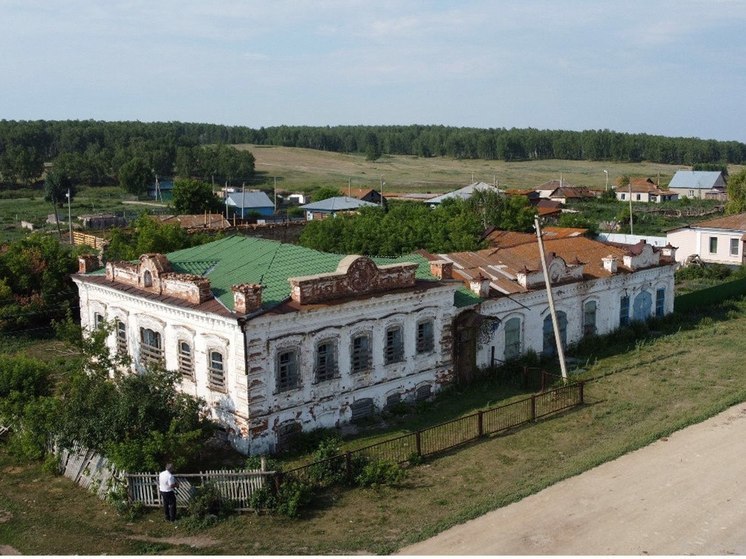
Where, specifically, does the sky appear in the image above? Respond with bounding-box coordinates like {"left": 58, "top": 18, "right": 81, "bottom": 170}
{"left": 2, "top": 0, "right": 746, "bottom": 142}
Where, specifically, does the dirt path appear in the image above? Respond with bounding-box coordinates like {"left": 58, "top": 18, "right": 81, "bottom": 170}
{"left": 399, "top": 403, "right": 746, "bottom": 555}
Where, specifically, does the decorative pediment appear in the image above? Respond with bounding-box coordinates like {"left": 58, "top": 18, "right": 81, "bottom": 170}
{"left": 288, "top": 255, "right": 418, "bottom": 305}
{"left": 105, "top": 253, "right": 213, "bottom": 304}
{"left": 517, "top": 253, "right": 584, "bottom": 288}
{"left": 623, "top": 242, "right": 659, "bottom": 270}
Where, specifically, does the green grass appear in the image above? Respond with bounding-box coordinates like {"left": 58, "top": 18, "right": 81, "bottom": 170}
{"left": 3, "top": 297, "right": 746, "bottom": 554}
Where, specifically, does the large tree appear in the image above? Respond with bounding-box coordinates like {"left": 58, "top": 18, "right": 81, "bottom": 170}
{"left": 726, "top": 169, "right": 746, "bottom": 214}
{"left": 172, "top": 178, "right": 221, "bottom": 214}
{"left": 118, "top": 157, "right": 152, "bottom": 195}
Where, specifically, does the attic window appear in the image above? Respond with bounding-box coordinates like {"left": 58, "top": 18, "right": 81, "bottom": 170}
{"left": 143, "top": 270, "right": 153, "bottom": 287}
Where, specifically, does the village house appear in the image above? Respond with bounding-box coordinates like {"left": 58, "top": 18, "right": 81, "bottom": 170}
{"left": 667, "top": 170, "right": 727, "bottom": 200}
{"left": 225, "top": 190, "right": 275, "bottom": 218}
{"left": 614, "top": 178, "right": 679, "bottom": 203}
{"left": 426, "top": 181, "right": 503, "bottom": 206}
{"left": 300, "top": 196, "right": 378, "bottom": 220}
{"left": 73, "top": 236, "right": 460, "bottom": 455}
{"left": 667, "top": 212, "right": 746, "bottom": 266}
{"left": 534, "top": 180, "right": 596, "bottom": 203}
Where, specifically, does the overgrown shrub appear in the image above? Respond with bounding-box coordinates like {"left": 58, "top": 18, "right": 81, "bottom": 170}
{"left": 355, "top": 459, "right": 406, "bottom": 488}
{"left": 182, "top": 482, "right": 235, "bottom": 529}
{"left": 274, "top": 480, "right": 313, "bottom": 518}
{"left": 107, "top": 478, "right": 145, "bottom": 521}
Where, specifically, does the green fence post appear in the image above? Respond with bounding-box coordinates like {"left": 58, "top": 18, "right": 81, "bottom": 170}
{"left": 415, "top": 430, "right": 422, "bottom": 457}
{"left": 579, "top": 381, "right": 585, "bottom": 405}
{"left": 477, "top": 410, "right": 484, "bottom": 438}
{"left": 530, "top": 394, "right": 536, "bottom": 422}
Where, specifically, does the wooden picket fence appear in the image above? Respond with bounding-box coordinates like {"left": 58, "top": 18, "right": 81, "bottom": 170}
{"left": 126, "top": 469, "right": 275, "bottom": 511}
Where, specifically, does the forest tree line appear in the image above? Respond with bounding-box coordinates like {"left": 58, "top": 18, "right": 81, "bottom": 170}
{"left": 1, "top": 120, "right": 745, "bottom": 187}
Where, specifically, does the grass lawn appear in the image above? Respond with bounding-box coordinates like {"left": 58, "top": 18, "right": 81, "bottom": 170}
{"left": 2, "top": 297, "right": 746, "bottom": 554}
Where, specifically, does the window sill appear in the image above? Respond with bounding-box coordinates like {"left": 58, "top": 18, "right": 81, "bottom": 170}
{"left": 208, "top": 384, "right": 227, "bottom": 394}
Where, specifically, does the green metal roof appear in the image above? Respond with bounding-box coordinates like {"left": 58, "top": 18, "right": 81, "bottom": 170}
{"left": 454, "top": 287, "right": 483, "bottom": 308}
{"left": 165, "top": 236, "right": 438, "bottom": 311}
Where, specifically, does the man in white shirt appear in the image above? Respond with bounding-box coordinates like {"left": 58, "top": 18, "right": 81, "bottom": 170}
{"left": 158, "top": 463, "right": 179, "bottom": 522}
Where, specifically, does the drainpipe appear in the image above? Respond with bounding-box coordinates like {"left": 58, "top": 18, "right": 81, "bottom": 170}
{"left": 534, "top": 216, "right": 568, "bottom": 381}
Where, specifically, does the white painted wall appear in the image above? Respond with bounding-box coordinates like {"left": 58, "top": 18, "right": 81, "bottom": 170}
{"left": 473, "top": 265, "right": 676, "bottom": 368}
{"left": 667, "top": 228, "right": 745, "bottom": 265}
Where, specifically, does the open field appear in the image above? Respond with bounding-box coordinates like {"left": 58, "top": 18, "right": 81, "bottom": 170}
{"left": 3, "top": 298, "right": 746, "bottom": 554}
{"left": 240, "top": 143, "right": 739, "bottom": 194}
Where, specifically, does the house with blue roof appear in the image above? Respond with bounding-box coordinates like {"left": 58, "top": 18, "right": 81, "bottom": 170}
{"left": 667, "top": 171, "right": 726, "bottom": 199}
{"left": 225, "top": 191, "right": 275, "bottom": 218}
{"left": 300, "top": 196, "right": 377, "bottom": 220}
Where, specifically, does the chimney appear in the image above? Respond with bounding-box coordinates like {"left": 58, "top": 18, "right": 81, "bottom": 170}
{"left": 78, "top": 255, "right": 101, "bottom": 274}
{"left": 602, "top": 255, "right": 618, "bottom": 273}
{"left": 429, "top": 260, "right": 453, "bottom": 280}
{"left": 232, "top": 284, "right": 263, "bottom": 314}
{"left": 469, "top": 274, "right": 491, "bottom": 298}
{"left": 661, "top": 243, "right": 678, "bottom": 261}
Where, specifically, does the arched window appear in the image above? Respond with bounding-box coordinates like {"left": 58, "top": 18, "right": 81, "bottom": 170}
{"left": 208, "top": 350, "right": 225, "bottom": 390}
{"left": 143, "top": 270, "right": 153, "bottom": 287}
{"left": 504, "top": 317, "right": 522, "bottom": 360}
{"left": 583, "top": 301, "right": 597, "bottom": 336}
{"left": 384, "top": 325, "right": 404, "bottom": 364}
{"left": 416, "top": 319, "right": 434, "bottom": 354}
{"left": 139, "top": 328, "right": 163, "bottom": 366}
{"left": 314, "top": 339, "right": 338, "bottom": 382}
{"left": 542, "top": 311, "right": 567, "bottom": 357}
{"left": 116, "top": 320, "right": 127, "bottom": 355}
{"left": 633, "top": 291, "right": 653, "bottom": 321}
{"left": 350, "top": 332, "right": 372, "bottom": 374}
{"left": 276, "top": 349, "right": 300, "bottom": 392}
{"left": 655, "top": 288, "right": 666, "bottom": 317}
{"left": 178, "top": 340, "right": 194, "bottom": 379}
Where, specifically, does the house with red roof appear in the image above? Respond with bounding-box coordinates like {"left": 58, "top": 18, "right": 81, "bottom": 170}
{"left": 614, "top": 178, "right": 678, "bottom": 203}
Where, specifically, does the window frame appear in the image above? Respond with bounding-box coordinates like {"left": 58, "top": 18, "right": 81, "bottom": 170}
{"left": 655, "top": 287, "right": 666, "bottom": 318}
{"left": 416, "top": 319, "right": 435, "bottom": 354}
{"left": 730, "top": 238, "right": 740, "bottom": 256}
{"left": 620, "top": 295, "right": 630, "bottom": 327}
{"left": 504, "top": 317, "right": 522, "bottom": 360}
{"left": 139, "top": 327, "right": 163, "bottom": 367}
{"left": 709, "top": 236, "right": 718, "bottom": 254}
{"left": 116, "top": 320, "right": 127, "bottom": 355}
{"left": 178, "top": 339, "right": 194, "bottom": 379}
{"left": 384, "top": 324, "right": 404, "bottom": 365}
{"left": 276, "top": 348, "right": 300, "bottom": 393}
{"left": 208, "top": 349, "right": 225, "bottom": 390}
{"left": 314, "top": 339, "right": 338, "bottom": 383}
{"left": 350, "top": 332, "right": 372, "bottom": 374}
{"left": 583, "top": 300, "right": 597, "bottom": 336}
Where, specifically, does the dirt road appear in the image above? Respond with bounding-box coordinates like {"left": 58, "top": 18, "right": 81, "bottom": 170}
{"left": 398, "top": 403, "right": 746, "bottom": 555}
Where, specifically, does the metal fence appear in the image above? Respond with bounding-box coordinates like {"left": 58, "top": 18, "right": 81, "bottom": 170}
{"left": 126, "top": 469, "right": 274, "bottom": 511}
{"left": 284, "top": 381, "right": 584, "bottom": 484}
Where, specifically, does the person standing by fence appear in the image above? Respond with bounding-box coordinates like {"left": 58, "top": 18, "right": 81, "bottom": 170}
{"left": 158, "top": 463, "right": 179, "bottom": 522}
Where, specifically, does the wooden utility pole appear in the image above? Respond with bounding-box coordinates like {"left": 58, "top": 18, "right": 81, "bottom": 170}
{"left": 534, "top": 216, "right": 568, "bottom": 381}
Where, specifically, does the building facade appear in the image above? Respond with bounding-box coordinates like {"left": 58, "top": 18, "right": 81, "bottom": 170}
{"left": 74, "top": 231, "right": 677, "bottom": 455}
{"left": 73, "top": 237, "right": 459, "bottom": 455}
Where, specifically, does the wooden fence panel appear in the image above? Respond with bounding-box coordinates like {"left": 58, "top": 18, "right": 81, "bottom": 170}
{"left": 125, "top": 470, "right": 272, "bottom": 511}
